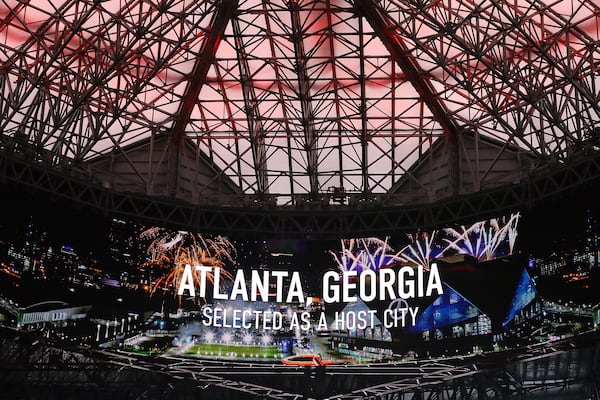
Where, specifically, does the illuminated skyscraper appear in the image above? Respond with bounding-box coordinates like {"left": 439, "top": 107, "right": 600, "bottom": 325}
{"left": 586, "top": 209, "right": 597, "bottom": 269}
{"left": 23, "top": 216, "right": 47, "bottom": 273}
{"left": 108, "top": 218, "right": 145, "bottom": 268}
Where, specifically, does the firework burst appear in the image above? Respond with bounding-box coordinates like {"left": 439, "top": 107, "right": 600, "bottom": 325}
{"left": 329, "top": 239, "right": 361, "bottom": 273}
{"left": 398, "top": 231, "right": 440, "bottom": 270}
{"left": 139, "top": 228, "right": 235, "bottom": 297}
{"left": 330, "top": 237, "right": 403, "bottom": 273}
{"left": 442, "top": 213, "right": 521, "bottom": 261}
{"left": 442, "top": 223, "right": 486, "bottom": 260}
{"left": 506, "top": 213, "right": 521, "bottom": 254}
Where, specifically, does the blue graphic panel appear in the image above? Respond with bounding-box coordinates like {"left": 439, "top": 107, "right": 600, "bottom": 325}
{"left": 409, "top": 286, "right": 482, "bottom": 333}
{"left": 502, "top": 269, "right": 536, "bottom": 327}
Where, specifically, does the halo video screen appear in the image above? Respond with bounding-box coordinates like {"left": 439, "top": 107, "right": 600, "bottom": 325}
{"left": 1, "top": 197, "right": 599, "bottom": 399}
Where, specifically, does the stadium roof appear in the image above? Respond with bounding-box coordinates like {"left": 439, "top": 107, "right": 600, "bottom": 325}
{"left": 1, "top": 0, "right": 600, "bottom": 237}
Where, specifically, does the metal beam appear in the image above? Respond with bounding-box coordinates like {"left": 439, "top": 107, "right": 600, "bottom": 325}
{"left": 2, "top": 330, "right": 599, "bottom": 400}
{"left": 167, "top": 0, "right": 238, "bottom": 198}
{"left": 3, "top": 134, "right": 600, "bottom": 239}
{"left": 0, "top": 332, "right": 301, "bottom": 400}
{"left": 231, "top": 17, "right": 269, "bottom": 196}
{"left": 358, "top": 16, "right": 370, "bottom": 196}
{"left": 289, "top": 0, "right": 320, "bottom": 196}
{"left": 353, "top": 0, "right": 461, "bottom": 194}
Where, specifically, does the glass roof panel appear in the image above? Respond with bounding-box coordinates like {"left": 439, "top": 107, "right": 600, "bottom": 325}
{"left": 1, "top": 0, "right": 599, "bottom": 204}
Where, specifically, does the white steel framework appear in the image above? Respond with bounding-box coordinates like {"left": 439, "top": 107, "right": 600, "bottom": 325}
{"left": 1, "top": 0, "right": 600, "bottom": 235}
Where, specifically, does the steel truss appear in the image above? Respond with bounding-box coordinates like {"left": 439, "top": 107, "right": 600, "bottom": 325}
{"left": 1, "top": 329, "right": 599, "bottom": 400}
{"left": 2, "top": 135, "right": 600, "bottom": 238}
{"left": 1, "top": 0, "right": 600, "bottom": 218}
{"left": 0, "top": 330, "right": 301, "bottom": 400}
{"left": 327, "top": 333, "right": 600, "bottom": 400}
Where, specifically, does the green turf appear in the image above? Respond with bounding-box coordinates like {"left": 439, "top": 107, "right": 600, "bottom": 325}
{"left": 187, "top": 343, "right": 281, "bottom": 358}
{"left": 124, "top": 347, "right": 163, "bottom": 356}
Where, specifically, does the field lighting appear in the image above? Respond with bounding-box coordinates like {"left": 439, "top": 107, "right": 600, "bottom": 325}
{"left": 243, "top": 333, "right": 253, "bottom": 344}
{"left": 222, "top": 332, "right": 233, "bottom": 343}
{"left": 261, "top": 334, "right": 272, "bottom": 345}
